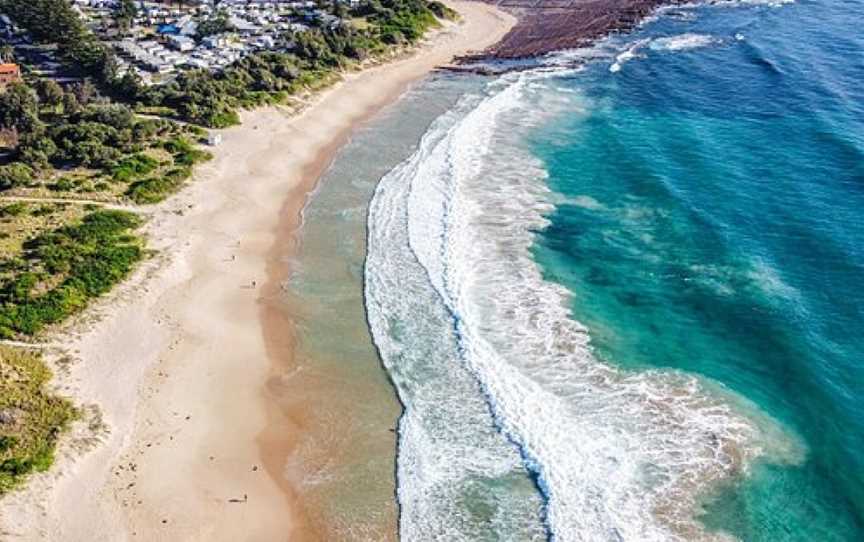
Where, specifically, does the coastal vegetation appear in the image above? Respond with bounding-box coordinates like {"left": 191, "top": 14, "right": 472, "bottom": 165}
{"left": 0, "top": 346, "right": 76, "bottom": 494}
{"left": 0, "top": 77, "right": 209, "bottom": 202}
{"left": 0, "top": 208, "right": 143, "bottom": 338}
{"left": 0, "top": 0, "right": 456, "bottom": 500}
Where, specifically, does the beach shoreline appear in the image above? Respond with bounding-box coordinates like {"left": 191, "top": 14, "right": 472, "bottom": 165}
{"left": 0, "top": 3, "right": 514, "bottom": 540}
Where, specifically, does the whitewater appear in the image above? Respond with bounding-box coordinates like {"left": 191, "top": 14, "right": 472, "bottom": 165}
{"left": 364, "top": 66, "right": 798, "bottom": 541}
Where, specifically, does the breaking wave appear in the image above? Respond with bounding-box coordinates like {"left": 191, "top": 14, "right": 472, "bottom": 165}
{"left": 365, "top": 70, "right": 799, "bottom": 541}
{"left": 650, "top": 33, "right": 720, "bottom": 51}
{"left": 609, "top": 33, "right": 720, "bottom": 72}
{"left": 610, "top": 39, "right": 650, "bottom": 72}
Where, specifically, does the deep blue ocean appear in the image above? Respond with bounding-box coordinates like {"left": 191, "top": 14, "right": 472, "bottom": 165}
{"left": 364, "top": 0, "right": 864, "bottom": 539}
{"left": 533, "top": 0, "right": 864, "bottom": 538}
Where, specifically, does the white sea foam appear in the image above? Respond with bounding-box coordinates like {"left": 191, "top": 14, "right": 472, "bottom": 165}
{"left": 650, "top": 33, "right": 720, "bottom": 51}
{"left": 608, "top": 33, "right": 719, "bottom": 73}
{"left": 610, "top": 39, "right": 650, "bottom": 73}
{"left": 566, "top": 195, "right": 606, "bottom": 211}
{"left": 365, "top": 95, "right": 547, "bottom": 541}
{"left": 366, "top": 70, "right": 800, "bottom": 541}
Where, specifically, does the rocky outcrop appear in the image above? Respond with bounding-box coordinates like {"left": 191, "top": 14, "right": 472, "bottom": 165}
{"left": 466, "top": 0, "right": 679, "bottom": 60}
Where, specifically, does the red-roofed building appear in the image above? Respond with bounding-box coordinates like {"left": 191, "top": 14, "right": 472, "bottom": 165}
{"left": 0, "top": 63, "right": 21, "bottom": 88}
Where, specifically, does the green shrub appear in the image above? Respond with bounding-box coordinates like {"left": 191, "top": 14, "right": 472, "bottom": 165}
{"left": 0, "top": 346, "right": 77, "bottom": 494}
{"left": 0, "top": 203, "right": 28, "bottom": 218}
{"left": 428, "top": 1, "right": 458, "bottom": 20}
{"left": 163, "top": 137, "right": 212, "bottom": 167}
{"left": 162, "top": 137, "right": 193, "bottom": 155}
{"left": 111, "top": 153, "right": 159, "bottom": 182}
{"left": 126, "top": 178, "right": 171, "bottom": 204}
{"left": 48, "top": 177, "right": 75, "bottom": 192}
{"left": 31, "top": 205, "right": 54, "bottom": 217}
{"left": 126, "top": 166, "right": 192, "bottom": 204}
{"left": 173, "top": 148, "right": 212, "bottom": 166}
{"left": 0, "top": 163, "right": 35, "bottom": 191}
{"left": 0, "top": 210, "right": 143, "bottom": 337}
{"left": 205, "top": 109, "right": 241, "bottom": 129}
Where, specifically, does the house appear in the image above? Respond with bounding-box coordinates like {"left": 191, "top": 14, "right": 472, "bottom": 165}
{"left": 139, "top": 40, "right": 161, "bottom": 53}
{"left": 228, "top": 15, "right": 259, "bottom": 35}
{"left": 252, "top": 35, "right": 275, "bottom": 49}
{"left": 202, "top": 34, "right": 230, "bottom": 48}
{"left": 179, "top": 20, "right": 198, "bottom": 36}
{"left": 0, "top": 64, "right": 22, "bottom": 88}
{"left": 167, "top": 34, "right": 196, "bottom": 52}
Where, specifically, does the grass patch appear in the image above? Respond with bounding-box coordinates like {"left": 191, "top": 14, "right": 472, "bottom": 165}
{"left": 0, "top": 203, "right": 28, "bottom": 218}
{"left": 0, "top": 203, "right": 85, "bottom": 257}
{"left": 123, "top": 138, "right": 210, "bottom": 204}
{"left": 0, "top": 210, "right": 144, "bottom": 338}
{"left": 163, "top": 137, "right": 212, "bottom": 166}
{"left": 0, "top": 346, "right": 77, "bottom": 494}
{"left": 111, "top": 154, "right": 159, "bottom": 183}
{"left": 126, "top": 166, "right": 192, "bottom": 204}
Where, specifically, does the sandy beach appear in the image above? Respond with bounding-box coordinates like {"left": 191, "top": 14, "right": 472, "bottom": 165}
{"left": 0, "top": 3, "right": 514, "bottom": 541}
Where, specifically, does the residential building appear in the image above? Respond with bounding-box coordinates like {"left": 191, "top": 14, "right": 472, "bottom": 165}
{"left": 0, "top": 63, "right": 21, "bottom": 88}
{"left": 167, "top": 35, "right": 196, "bottom": 51}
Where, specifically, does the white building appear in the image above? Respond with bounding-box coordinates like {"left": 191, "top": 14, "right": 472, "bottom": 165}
{"left": 167, "top": 35, "right": 196, "bottom": 52}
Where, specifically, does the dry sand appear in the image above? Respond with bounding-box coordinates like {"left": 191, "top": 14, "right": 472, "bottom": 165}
{"left": 0, "top": 3, "right": 514, "bottom": 541}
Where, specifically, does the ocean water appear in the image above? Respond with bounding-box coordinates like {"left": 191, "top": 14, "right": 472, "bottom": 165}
{"left": 364, "top": 0, "right": 864, "bottom": 540}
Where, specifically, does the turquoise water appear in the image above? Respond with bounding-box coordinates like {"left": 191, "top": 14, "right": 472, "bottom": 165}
{"left": 364, "top": 0, "right": 864, "bottom": 539}
{"left": 532, "top": 0, "right": 864, "bottom": 539}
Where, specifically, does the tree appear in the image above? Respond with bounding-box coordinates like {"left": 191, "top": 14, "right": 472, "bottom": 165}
{"left": 36, "top": 80, "right": 64, "bottom": 112}
{"left": 112, "top": 72, "right": 143, "bottom": 101}
{"left": 292, "top": 29, "right": 340, "bottom": 67}
{"left": 114, "top": 0, "right": 137, "bottom": 34}
{"left": 62, "top": 92, "right": 80, "bottom": 115}
{"left": 197, "top": 10, "right": 232, "bottom": 38}
{"left": 0, "top": 163, "right": 34, "bottom": 191}
{"left": 79, "top": 103, "right": 134, "bottom": 130}
{"left": 71, "top": 80, "right": 97, "bottom": 106}
{"left": 0, "top": 83, "right": 42, "bottom": 135}
{"left": 17, "top": 135, "right": 56, "bottom": 170}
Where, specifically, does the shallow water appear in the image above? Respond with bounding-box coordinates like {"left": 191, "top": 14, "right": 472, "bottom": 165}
{"left": 280, "top": 76, "right": 480, "bottom": 539}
